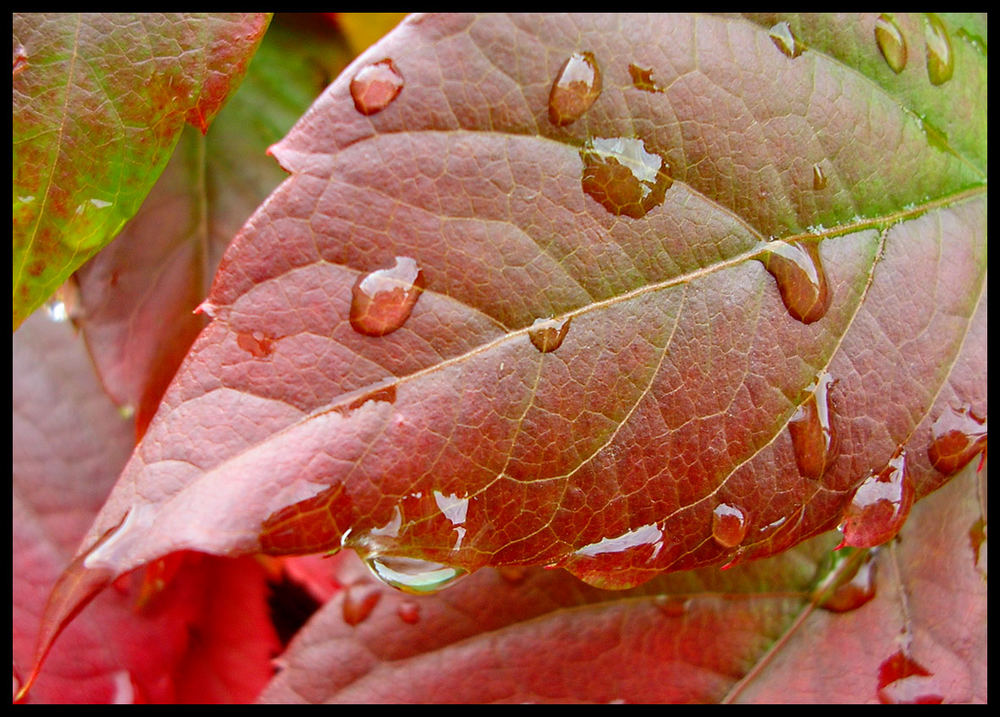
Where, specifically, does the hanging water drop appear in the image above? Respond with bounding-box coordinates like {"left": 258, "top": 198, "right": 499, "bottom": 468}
{"left": 365, "top": 554, "right": 467, "bottom": 594}
{"left": 788, "top": 371, "right": 837, "bottom": 479}
{"left": 927, "top": 405, "right": 986, "bottom": 476}
{"left": 580, "top": 136, "right": 673, "bottom": 219}
{"left": 812, "top": 163, "right": 828, "bottom": 190}
{"left": 839, "top": 447, "right": 914, "bottom": 549}
{"left": 349, "top": 256, "right": 425, "bottom": 337}
{"left": 923, "top": 14, "right": 954, "bottom": 85}
{"left": 874, "top": 14, "right": 908, "bottom": 74}
{"left": 769, "top": 21, "right": 804, "bottom": 59}
{"left": 528, "top": 316, "right": 571, "bottom": 353}
{"left": 757, "top": 239, "right": 831, "bottom": 324}
{"left": 628, "top": 63, "right": 664, "bottom": 93}
{"left": 818, "top": 549, "right": 878, "bottom": 613}
{"left": 350, "top": 58, "right": 404, "bottom": 115}
{"left": 548, "top": 51, "right": 602, "bottom": 126}
{"left": 712, "top": 503, "right": 748, "bottom": 548}
{"left": 878, "top": 651, "right": 944, "bottom": 704}
{"left": 341, "top": 580, "right": 382, "bottom": 626}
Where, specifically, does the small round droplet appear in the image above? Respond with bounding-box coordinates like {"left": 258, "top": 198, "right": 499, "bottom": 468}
{"left": 580, "top": 136, "right": 673, "bottom": 219}
{"left": 839, "top": 448, "right": 914, "bottom": 549}
{"left": 350, "top": 58, "right": 404, "bottom": 115}
{"left": 365, "top": 555, "right": 467, "bottom": 594}
{"left": 878, "top": 651, "right": 944, "bottom": 704}
{"left": 654, "top": 595, "right": 690, "bottom": 618}
{"left": 927, "top": 405, "right": 986, "bottom": 476}
{"left": 628, "top": 63, "right": 664, "bottom": 93}
{"left": 342, "top": 580, "right": 382, "bottom": 626}
{"left": 788, "top": 371, "right": 837, "bottom": 479}
{"left": 811, "top": 163, "right": 827, "bottom": 190}
{"left": 236, "top": 330, "right": 274, "bottom": 358}
{"left": 712, "top": 503, "right": 748, "bottom": 548}
{"left": 818, "top": 549, "right": 878, "bottom": 613}
{"left": 349, "top": 256, "right": 425, "bottom": 337}
{"left": 757, "top": 240, "right": 831, "bottom": 324}
{"left": 874, "top": 14, "right": 908, "bottom": 74}
{"left": 548, "top": 51, "right": 602, "bottom": 127}
{"left": 528, "top": 316, "right": 571, "bottom": 353}
{"left": 769, "top": 21, "right": 804, "bottom": 59}
{"left": 397, "top": 599, "right": 421, "bottom": 624}
{"left": 923, "top": 14, "right": 954, "bottom": 86}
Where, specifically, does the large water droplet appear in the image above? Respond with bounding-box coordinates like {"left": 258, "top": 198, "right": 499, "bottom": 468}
{"left": 236, "top": 330, "right": 274, "bottom": 358}
{"left": 757, "top": 240, "right": 831, "bottom": 324}
{"left": 528, "top": 316, "right": 571, "bottom": 353}
{"left": 580, "top": 136, "right": 673, "bottom": 219}
{"left": 874, "top": 14, "right": 908, "bottom": 74}
{"left": 712, "top": 503, "right": 748, "bottom": 548}
{"left": 839, "top": 448, "right": 914, "bottom": 548}
{"left": 548, "top": 51, "right": 602, "bottom": 126}
{"left": 349, "top": 256, "right": 425, "bottom": 337}
{"left": 350, "top": 58, "right": 404, "bottom": 115}
{"left": 878, "top": 651, "right": 944, "bottom": 704}
{"left": 927, "top": 405, "right": 987, "bottom": 476}
{"left": 769, "top": 21, "right": 804, "bottom": 58}
{"left": 923, "top": 14, "right": 954, "bottom": 85}
{"left": 818, "top": 548, "right": 878, "bottom": 613}
{"left": 628, "top": 63, "right": 664, "bottom": 93}
{"left": 788, "top": 371, "right": 837, "bottom": 479}
{"left": 342, "top": 580, "right": 382, "bottom": 626}
{"left": 365, "top": 555, "right": 467, "bottom": 594}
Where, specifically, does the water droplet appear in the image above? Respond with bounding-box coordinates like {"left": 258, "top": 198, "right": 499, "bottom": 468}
{"left": 788, "top": 371, "right": 837, "bottom": 479}
{"left": 628, "top": 63, "right": 664, "bottom": 93}
{"left": 528, "top": 316, "right": 571, "bottom": 353}
{"left": 43, "top": 279, "right": 82, "bottom": 323}
{"left": 548, "top": 51, "right": 602, "bottom": 126}
{"left": 194, "top": 299, "right": 218, "bottom": 318}
{"left": 350, "top": 58, "right": 404, "bottom": 115}
{"left": 874, "top": 14, "right": 908, "bottom": 74}
{"left": 497, "top": 565, "right": 529, "bottom": 584}
{"left": 347, "top": 382, "right": 398, "bottom": 410}
{"left": 236, "top": 330, "right": 275, "bottom": 358}
{"left": 839, "top": 447, "right": 914, "bottom": 548}
{"left": 927, "top": 405, "right": 986, "bottom": 476}
{"left": 812, "top": 163, "right": 827, "bottom": 190}
{"left": 769, "top": 21, "right": 804, "bottom": 59}
{"left": 349, "top": 256, "right": 425, "bottom": 337}
{"left": 878, "top": 651, "right": 944, "bottom": 704}
{"left": 757, "top": 240, "right": 831, "bottom": 324}
{"left": 923, "top": 14, "right": 954, "bottom": 85}
{"left": 918, "top": 114, "right": 951, "bottom": 153}
{"left": 580, "top": 136, "right": 673, "bottom": 219}
{"left": 365, "top": 555, "right": 467, "bottom": 594}
{"left": 654, "top": 595, "right": 690, "bottom": 618}
{"left": 342, "top": 580, "right": 382, "bottom": 626}
{"left": 397, "top": 599, "right": 421, "bottom": 624}
{"left": 13, "top": 44, "right": 28, "bottom": 76}
{"left": 712, "top": 503, "right": 748, "bottom": 548}
{"left": 818, "top": 548, "right": 878, "bottom": 613}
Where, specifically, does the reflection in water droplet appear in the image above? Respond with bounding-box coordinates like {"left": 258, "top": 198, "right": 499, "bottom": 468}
{"left": 236, "top": 330, "right": 275, "bottom": 358}
{"left": 927, "top": 405, "right": 987, "bottom": 476}
{"left": 350, "top": 58, "right": 404, "bottom": 115}
{"left": 923, "top": 14, "right": 954, "bottom": 85}
{"left": 349, "top": 256, "right": 425, "bottom": 337}
{"left": 812, "top": 163, "right": 828, "bottom": 190}
{"left": 757, "top": 240, "right": 831, "bottom": 324}
{"left": 769, "top": 21, "right": 804, "bottom": 58}
{"left": 839, "top": 448, "right": 914, "bottom": 548}
{"left": 628, "top": 63, "right": 664, "bottom": 93}
{"left": 528, "top": 316, "right": 572, "bottom": 353}
{"left": 580, "top": 136, "right": 673, "bottom": 219}
{"left": 874, "top": 14, "right": 908, "bottom": 74}
{"left": 397, "top": 599, "right": 421, "bottom": 624}
{"left": 342, "top": 581, "right": 382, "bottom": 626}
{"left": 818, "top": 548, "right": 878, "bottom": 613}
{"left": 878, "top": 651, "right": 944, "bottom": 704}
{"left": 712, "top": 503, "right": 748, "bottom": 548}
{"left": 365, "top": 555, "right": 467, "bottom": 594}
{"left": 548, "top": 51, "right": 602, "bottom": 126}
{"left": 573, "top": 523, "right": 664, "bottom": 558}
{"left": 788, "top": 371, "right": 837, "bottom": 479}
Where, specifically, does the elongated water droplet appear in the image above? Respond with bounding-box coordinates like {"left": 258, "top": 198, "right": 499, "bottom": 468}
{"left": 927, "top": 405, "right": 986, "bottom": 476}
{"left": 350, "top": 58, "right": 404, "bottom": 115}
{"left": 757, "top": 240, "right": 831, "bottom": 324}
{"left": 874, "top": 14, "right": 908, "bottom": 73}
{"left": 818, "top": 549, "right": 878, "bottom": 613}
{"left": 528, "top": 316, "right": 571, "bottom": 353}
{"left": 628, "top": 63, "right": 664, "bottom": 93}
{"left": 548, "top": 51, "right": 602, "bottom": 126}
{"left": 788, "top": 371, "right": 837, "bottom": 479}
{"left": 349, "top": 256, "right": 425, "bottom": 337}
{"left": 878, "top": 651, "right": 944, "bottom": 704}
{"left": 812, "top": 163, "right": 827, "bottom": 190}
{"left": 839, "top": 448, "right": 914, "bottom": 548}
{"left": 342, "top": 580, "right": 382, "bottom": 626}
{"left": 712, "top": 503, "right": 748, "bottom": 548}
{"left": 924, "top": 14, "right": 954, "bottom": 85}
{"left": 236, "top": 330, "right": 274, "bottom": 358}
{"left": 365, "top": 555, "right": 467, "bottom": 594}
{"left": 580, "top": 136, "right": 673, "bottom": 219}
{"left": 769, "top": 21, "right": 804, "bottom": 58}
{"left": 13, "top": 44, "right": 28, "bottom": 76}
{"left": 397, "top": 599, "right": 421, "bottom": 624}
